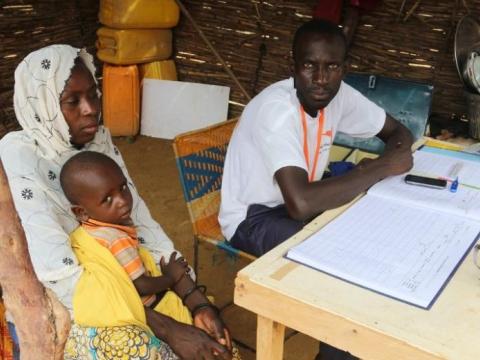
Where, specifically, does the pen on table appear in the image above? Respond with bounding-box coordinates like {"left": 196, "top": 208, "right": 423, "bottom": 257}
{"left": 450, "top": 177, "right": 459, "bottom": 193}
{"left": 424, "top": 139, "right": 463, "bottom": 152}
{"left": 448, "top": 162, "right": 463, "bottom": 179}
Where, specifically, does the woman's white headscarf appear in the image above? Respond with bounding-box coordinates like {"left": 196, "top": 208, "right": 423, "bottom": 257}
{"left": 13, "top": 44, "right": 112, "bottom": 158}
{"left": 0, "top": 45, "right": 174, "bottom": 310}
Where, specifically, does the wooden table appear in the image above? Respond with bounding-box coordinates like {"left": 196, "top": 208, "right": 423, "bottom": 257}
{"left": 234, "top": 201, "right": 480, "bottom": 360}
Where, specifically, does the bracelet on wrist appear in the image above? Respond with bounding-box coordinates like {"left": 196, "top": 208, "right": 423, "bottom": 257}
{"left": 181, "top": 284, "right": 207, "bottom": 305}
{"left": 191, "top": 302, "right": 218, "bottom": 318}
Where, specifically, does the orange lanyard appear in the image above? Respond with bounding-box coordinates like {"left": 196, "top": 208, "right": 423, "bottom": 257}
{"left": 300, "top": 106, "right": 325, "bottom": 182}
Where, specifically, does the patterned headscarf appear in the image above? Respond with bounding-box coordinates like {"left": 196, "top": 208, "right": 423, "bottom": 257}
{"left": 13, "top": 44, "right": 112, "bottom": 159}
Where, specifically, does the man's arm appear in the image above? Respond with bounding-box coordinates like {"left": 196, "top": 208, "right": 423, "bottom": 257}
{"left": 276, "top": 115, "right": 413, "bottom": 221}
{"left": 377, "top": 114, "right": 414, "bottom": 154}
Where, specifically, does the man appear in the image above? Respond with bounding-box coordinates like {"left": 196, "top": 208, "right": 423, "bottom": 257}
{"left": 219, "top": 19, "right": 413, "bottom": 258}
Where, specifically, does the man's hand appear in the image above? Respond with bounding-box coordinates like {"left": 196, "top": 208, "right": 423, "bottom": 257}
{"left": 194, "top": 306, "right": 232, "bottom": 351}
{"left": 160, "top": 251, "right": 189, "bottom": 285}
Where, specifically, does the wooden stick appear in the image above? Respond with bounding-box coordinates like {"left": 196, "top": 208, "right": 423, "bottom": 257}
{"left": 397, "top": 0, "right": 408, "bottom": 21}
{"left": 174, "top": 0, "right": 252, "bottom": 101}
{"left": 0, "top": 161, "right": 71, "bottom": 359}
{"left": 403, "top": 0, "right": 423, "bottom": 22}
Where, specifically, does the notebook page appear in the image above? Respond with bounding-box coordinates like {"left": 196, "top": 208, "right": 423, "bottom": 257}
{"left": 368, "top": 151, "right": 480, "bottom": 220}
{"left": 410, "top": 150, "right": 480, "bottom": 186}
{"left": 286, "top": 195, "right": 480, "bottom": 308}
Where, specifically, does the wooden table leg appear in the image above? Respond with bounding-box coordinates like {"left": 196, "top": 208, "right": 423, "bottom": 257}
{"left": 256, "top": 315, "right": 285, "bottom": 360}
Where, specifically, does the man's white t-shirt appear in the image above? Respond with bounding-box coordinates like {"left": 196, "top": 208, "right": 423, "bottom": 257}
{"left": 219, "top": 78, "right": 386, "bottom": 241}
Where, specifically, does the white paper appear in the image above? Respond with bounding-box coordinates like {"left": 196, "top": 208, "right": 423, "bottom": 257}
{"left": 370, "top": 151, "right": 480, "bottom": 220}
{"left": 410, "top": 151, "right": 480, "bottom": 187}
{"left": 463, "top": 143, "right": 480, "bottom": 155}
{"left": 287, "top": 196, "right": 480, "bottom": 308}
{"left": 287, "top": 150, "right": 480, "bottom": 308}
{"left": 141, "top": 79, "right": 230, "bottom": 139}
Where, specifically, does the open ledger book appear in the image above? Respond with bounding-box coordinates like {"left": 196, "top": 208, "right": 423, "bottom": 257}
{"left": 286, "top": 150, "right": 480, "bottom": 309}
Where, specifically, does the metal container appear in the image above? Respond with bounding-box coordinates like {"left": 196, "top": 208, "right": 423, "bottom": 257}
{"left": 463, "top": 51, "right": 480, "bottom": 93}
{"left": 466, "top": 91, "right": 480, "bottom": 139}
{"left": 454, "top": 15, "right": 480, "bottom": 93}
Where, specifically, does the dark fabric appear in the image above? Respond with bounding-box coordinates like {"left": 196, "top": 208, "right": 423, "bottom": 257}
{"left": 313, "top": 0, "right": 343, "bottom": 24}
{"left": 350, "top": 0, "right": 381, "bottom": 11}
{"left": 230, "top": 204, "right": 304, "bottom": 257}
{"left": 315, "top": 342, "right": 358, "bottom": 360}
{"left": 328, "top": 161, "right": 355, "bottom": 177}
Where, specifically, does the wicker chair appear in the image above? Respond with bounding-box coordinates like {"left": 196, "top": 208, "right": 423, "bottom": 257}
{"left": 173, "top": 119, "right": 256, "bottom": 275}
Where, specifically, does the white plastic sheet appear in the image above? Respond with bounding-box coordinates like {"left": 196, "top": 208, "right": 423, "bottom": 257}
{"left": 141, "top": 79, "right": 230, "bottom": 139}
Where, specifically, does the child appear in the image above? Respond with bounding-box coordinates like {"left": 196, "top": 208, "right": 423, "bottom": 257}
{"left": 60, "top": 150, "right": 189, "bottom": 309}
{"left": 61, "top": 151, "right": 242, "bottom": 359}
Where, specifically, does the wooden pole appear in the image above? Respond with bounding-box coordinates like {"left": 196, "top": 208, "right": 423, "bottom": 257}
{"left": 174, "top": 0, "right": 252, "bottom": 101}
{"left": 0, "top": 161, "right": 71, "bottom": 359}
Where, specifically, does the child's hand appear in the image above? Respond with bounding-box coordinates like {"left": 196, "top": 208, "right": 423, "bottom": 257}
{"left": 160, "top": 251, "right": 189, "bottom": 286}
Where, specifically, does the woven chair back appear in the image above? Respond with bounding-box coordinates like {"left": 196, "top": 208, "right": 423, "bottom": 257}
{"left": 173, "top": 119, "right": 238, "bottom": 241}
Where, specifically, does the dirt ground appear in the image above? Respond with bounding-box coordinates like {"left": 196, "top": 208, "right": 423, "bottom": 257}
{"left": 114, "top": 135, "right": 319, "bottom": 360}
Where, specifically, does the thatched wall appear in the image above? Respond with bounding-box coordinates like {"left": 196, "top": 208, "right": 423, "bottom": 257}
{"left": 0, "top": 0, "right": 99, "bottom": 138}
{"left": 174, "top": 0, "right": 480, "bottom": 121}
{"left": 1, "top": 0, "right": 479, "bottom": 139}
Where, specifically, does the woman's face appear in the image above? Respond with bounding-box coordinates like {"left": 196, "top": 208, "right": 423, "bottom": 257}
{"left": 60, "top": 60, "right": 100, "bottom": 146}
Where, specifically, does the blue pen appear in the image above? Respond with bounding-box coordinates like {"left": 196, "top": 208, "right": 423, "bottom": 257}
{"left": 450, "top": 177, "right": 459, "bottom": 193}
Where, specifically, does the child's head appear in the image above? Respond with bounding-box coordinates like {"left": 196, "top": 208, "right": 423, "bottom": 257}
{"left": 60, "top": 151, "right": 133, "bottom": 225}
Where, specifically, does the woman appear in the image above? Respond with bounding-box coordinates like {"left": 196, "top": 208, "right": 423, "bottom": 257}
{"left": 0, "top": 44, "right": 233, "bottom": 360}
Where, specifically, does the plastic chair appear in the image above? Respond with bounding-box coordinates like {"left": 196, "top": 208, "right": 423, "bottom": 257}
{"left": 173, "top": 119, "right": 256, "bottom": 275}
{"left": 335, "top": 73, "right": 434, "bottom": 153}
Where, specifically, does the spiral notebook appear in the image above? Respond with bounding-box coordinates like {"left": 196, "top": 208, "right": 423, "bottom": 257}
{"left": 286, "top": 150, "right": 480, "bottom": 309}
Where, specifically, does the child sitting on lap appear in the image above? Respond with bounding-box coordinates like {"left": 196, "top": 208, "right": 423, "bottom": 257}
{"left": 60, "top": 150, "right": 189, "bottom": 312}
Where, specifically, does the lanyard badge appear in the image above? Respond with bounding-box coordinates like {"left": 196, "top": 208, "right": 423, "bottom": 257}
{"left": 300, "top": 106, "right": 331, "bottom": 182}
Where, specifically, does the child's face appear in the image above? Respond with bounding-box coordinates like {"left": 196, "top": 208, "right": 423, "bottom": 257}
{"left": 75, "top": 164, "right": 134, "bottom": 226}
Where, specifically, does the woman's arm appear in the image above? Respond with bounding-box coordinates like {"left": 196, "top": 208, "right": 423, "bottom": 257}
{"left": 172, "top": 274, "right": 232, "bottom": 350}
{"left": 1, "top": 171, "right": 83, "bottom": 311}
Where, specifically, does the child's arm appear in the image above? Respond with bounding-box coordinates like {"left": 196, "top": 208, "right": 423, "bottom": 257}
{"left": 133, "top": 274, "right": 174, "bottom": 296}
{"left": 133, "top": 251, "right": 188, "bottom": 296}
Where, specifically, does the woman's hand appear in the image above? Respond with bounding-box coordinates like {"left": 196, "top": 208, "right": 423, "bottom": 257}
{"left": 169, "top": 271, "right": 232, "bottom": 354}
{"left": 194, "top": 306, "right": 232, "bottom": 351}
{"left": 145, "top": 307, "right": 231, "bottom": 360}
{"left": 168, "top": 321, "right": 232, "bottom": 360}
{"left": 160, "top": 251, "right": 189, "bottom": 285}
